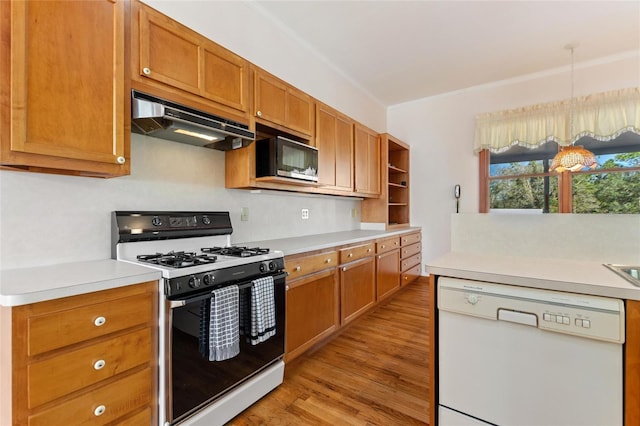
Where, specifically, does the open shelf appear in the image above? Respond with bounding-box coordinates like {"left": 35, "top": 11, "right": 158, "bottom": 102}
{"left": 362, "top": 134, "right": 411, "bottom": 229}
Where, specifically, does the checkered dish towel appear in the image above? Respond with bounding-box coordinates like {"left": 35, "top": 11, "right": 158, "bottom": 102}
{"left": 250, "top": 276, "right": 276, "bottom": 345}
{"left": 207, "top": 285, "right": 240, "bottom": 361}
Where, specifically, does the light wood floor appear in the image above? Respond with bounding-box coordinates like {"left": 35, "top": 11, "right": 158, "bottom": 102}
{"left": 229, "top": 279, "right": 430, "bottom": 425}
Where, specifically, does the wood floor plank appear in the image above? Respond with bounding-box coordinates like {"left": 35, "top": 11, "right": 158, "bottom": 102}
{"left": 229, "top": 279, "right": 430, "bottom": 425}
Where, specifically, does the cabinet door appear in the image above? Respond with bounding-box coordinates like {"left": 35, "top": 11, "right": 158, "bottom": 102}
{"left": 254, "top": 69, "right": 313, "bottom": 136}
{"left": 377, "top": 249, "right": 400, "bottom": 301}
{"left": 316, "top": 104, "right": 337, "bottom": 186}
{"left": 254, "top": 71, "right": 288, "bottom": 126}
{"left": 335, "top": 113, "right": 354, "bottom": 190}
{"left": 340, "top": 256, "right": 375, "bottom": 324}
{"left": 137, "top": 3, "right": 248, "bottom": 113}
{"left": 316, "top": 103, "right": 354, "bottom": 191}
{"left": 286, "top": 270, "right": 339, "bottom": 361}
{"left": 4, "top": 0, "right": 127, "bottom": 175}
{"left": 354, "top": 124, "right": 380, "bottom": 195}
{"left": 138, "top": 4, "right": 200, "bottom": 94}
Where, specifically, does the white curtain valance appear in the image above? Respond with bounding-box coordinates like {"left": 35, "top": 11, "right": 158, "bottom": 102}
{"left": 474, "top": 87, "right": 640, "bottom": 153}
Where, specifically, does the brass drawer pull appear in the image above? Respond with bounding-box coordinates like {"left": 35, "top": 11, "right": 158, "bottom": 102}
{"left": 94, "top": 316, "right": 106, "bottom": 327}
{"left": 93, "top": 359, "right": 106, "bottom": 370}
{"left": 94, "top": 405, "right": 106, "bottom": 417}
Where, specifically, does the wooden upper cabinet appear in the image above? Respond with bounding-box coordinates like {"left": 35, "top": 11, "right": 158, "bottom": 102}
{"left": 253, "top": 67, "right": 314, "bottom": 137}
{"left": 1, "top": 0, "right": 129, "bottom": 177}
{"left": 316, "top": 102, "right": 354, "bottom": 191}
{"left": 354, "top": 123, "right": 381, "bottom": 196}
{"left": 134, "top": 1, "right": 249, "bottom": 114}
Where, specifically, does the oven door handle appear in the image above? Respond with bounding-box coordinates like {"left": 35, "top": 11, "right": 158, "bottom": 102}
{"left": 168, "top": 293, "right": 213, "bottom": 309}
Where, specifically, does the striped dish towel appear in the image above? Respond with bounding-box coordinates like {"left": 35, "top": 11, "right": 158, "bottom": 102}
{"left": 207, "top": 285, "right": 240, "bottom": 361}
{"left": 250, "top": 276, "right": 276, "bottom": 345}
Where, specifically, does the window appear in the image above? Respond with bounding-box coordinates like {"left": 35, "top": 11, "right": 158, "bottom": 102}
{"left": 482, "top": 132, "right": 640, "bottom": 213}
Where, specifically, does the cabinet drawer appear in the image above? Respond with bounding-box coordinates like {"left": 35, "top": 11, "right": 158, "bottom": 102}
{"left": 401, "top": 242, "right": 421, "bottom": 259}
{"left": 376, "top": 236, "right": 400, "bottom": 254}
{"left": 401, "top": 264, "right": 421, "bottom": 286}
{"left": 401, "top": 232, "right": 421, "bottom": 246}
{"left": 339, "top": 243, "right": 374, "bottom": 264}
{"left": 28, "top": 367, "right": 152, "bottom": 426}
{"left": 401, "top": 253, "right": 422, "bottom": 273}
{"left": 286, "top": 250, "right": 337, "bottom": 280}
{"left": 27, "top": 292, "right": 153, "bottom": 356}
{"left": 27, "top": 328, "right": 152, "bottom": 408}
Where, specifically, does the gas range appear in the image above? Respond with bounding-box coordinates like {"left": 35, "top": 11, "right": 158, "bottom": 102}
{"left": 112, "top": 211, "right": 285, "bottom": 298}
{"left": 112, "top": 211, "right": 287, "bottom": 425}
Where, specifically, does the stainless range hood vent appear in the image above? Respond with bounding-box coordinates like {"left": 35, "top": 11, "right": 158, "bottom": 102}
{"left": 131, "top": 90, "right": 255, "bottom": 150}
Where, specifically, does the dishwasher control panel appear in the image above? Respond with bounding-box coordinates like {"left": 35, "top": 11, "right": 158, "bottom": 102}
{"left": 438, "top": 277, "right": 625, "bottom": 344}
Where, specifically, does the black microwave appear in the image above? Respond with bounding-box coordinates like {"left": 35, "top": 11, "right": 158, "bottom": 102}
{"left": 255, "top": 136, "right": 318, "bottom": 182}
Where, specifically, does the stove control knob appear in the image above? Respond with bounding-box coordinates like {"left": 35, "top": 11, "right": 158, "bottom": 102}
{"left": 202, "top": 216, "right": 211, "bottom": 225}
{"left": 259, "top": 263, "right": 267, "bottom": 273}
{"left": 203, "top": 274, "right": 214, "bottom": 286}
{"left": 467, "top": 294, "right": 479, "bottom": 305}
{"left": 268, "top": 261, "right": 275, "bottom": 271}
{"left": 151, "top": 216, "right": 162, "bottom": 227}
{"left": 188, "top": 276, "right": 201, "bottom": 288}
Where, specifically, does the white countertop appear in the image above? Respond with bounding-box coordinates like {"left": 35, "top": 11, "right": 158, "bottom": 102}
{"left": 0, "top": 228, "right": 419, "bottom": 307}
{"left": 0, "top": 260, "right": 162, "bottom": 306}
{"left": 427, "top": 251, "right": 640, "bottom": 301}
{"left": 237, "top": 228, "right": 421, "bottom": 256}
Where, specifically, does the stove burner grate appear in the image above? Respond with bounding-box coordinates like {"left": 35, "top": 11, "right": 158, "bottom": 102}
{"left": 201, "top": 246, "right": 270, "bottom": 257}
{"left": 137, "top": 251, "right": 218, "bottom": 268}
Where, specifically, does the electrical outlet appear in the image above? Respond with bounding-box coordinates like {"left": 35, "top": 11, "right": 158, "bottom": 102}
{"left": 240, "top": 207, "right": 249, "bottom": 221}
{"left": 424, "top": 264, "right": 428, "bottom": 273}
{"left": 350, "top": 208, "right": 358, "bottom": 218}
{"left": 301, "top": 208, "right": 309, "bottom": 220}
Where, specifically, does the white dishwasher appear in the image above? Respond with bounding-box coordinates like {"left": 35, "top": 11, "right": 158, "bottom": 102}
{"left": 438, "top": 277, "right": 625, "bottom": 426}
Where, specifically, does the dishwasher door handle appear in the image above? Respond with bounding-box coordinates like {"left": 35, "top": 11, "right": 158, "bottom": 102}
{"left": 498, "top": 308, "right": 538, "bottom": 327}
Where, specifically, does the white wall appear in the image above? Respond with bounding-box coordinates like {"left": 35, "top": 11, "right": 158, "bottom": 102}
{"left": 0, "top": 136, "right": 360, "bottom": 269}
{"left": 387, "top": 53, "right": 640, "bottom": 264}
{"left": 0, "top": 0, "right": 387, "bottom": 271}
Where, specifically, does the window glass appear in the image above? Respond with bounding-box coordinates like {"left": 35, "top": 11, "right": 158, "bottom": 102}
{"left": 486, "top": 132, "right": 640, "bottom": 214}
{"left": 490, "top": 176, "right": 558, "bottom": 212}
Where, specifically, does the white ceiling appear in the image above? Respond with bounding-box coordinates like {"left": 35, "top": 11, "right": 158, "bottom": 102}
{"left": 253, "top": 1, "right": 640, "bottom": 106}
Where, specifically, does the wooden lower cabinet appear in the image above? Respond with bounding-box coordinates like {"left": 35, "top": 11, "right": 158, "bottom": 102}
{"left": 400, "top": 231, "right": 422, "bottom": 286}
{"left": 285, "top": 269, "right": 339, "bottom": 362}
{"left": 7, "top": 281, "right": 158, "bottom": 426}
{"left": 340, "top": 256, "right": 376, "bottom": 324}
{"left": 377, "top": 248, "right": 400, "bottom": 301}
{"left": 282, "top": 231, "right": 421, "bottom": 361}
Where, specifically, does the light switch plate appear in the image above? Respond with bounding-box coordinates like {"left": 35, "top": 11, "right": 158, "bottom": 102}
{"left": 240, "top": 207, "right": 249, "bottom": 221}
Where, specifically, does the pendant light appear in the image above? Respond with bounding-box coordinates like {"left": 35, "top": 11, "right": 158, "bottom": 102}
{"left": 549, "top": 44, "right": 598, "bottom": 172}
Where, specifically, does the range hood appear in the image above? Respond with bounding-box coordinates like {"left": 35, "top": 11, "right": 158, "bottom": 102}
{"left": 131, "top": 90, "right": 255, "bottom": 150}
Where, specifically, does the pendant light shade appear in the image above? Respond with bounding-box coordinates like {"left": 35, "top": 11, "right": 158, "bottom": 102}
{"left": 550, "top": 44, "right": 598, "bottom": 173}
{"left": 549, "top": 145, "right": 598, "bottom": 172}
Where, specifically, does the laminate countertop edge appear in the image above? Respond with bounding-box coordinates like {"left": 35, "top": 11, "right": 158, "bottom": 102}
{"left": 0, "top": 259, "right": 162, "bottom": 306}
{"left": 427, "top": 251, "right": 640, "bottom": 301}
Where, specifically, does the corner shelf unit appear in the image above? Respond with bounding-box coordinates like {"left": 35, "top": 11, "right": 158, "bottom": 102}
{"left": 362, "top": 134, "right": 410, "bottom": 229}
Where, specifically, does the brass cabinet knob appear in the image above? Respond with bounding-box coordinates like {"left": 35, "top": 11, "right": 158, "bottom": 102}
{"left": 142, "top": 67, "right": 151, "bottom": 75}
{"left": 94, "top": 316, "right": 106, "bottom": 327}
{"left": 116, "top": 156, "right": 126, "bottom": 165}
{"left": 94, "top": 405, "right": 106, "bottom": 417}
{"left": 257, "top": 110, "right": 263, "bottom": 117}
